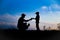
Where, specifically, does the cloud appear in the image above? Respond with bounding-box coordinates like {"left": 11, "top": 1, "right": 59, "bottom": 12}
{"left": 0, "top": 13, "right": 19, "bottom": 22}
{"left": 49, "top": 4, "right": 60, "bottom": 11}
{"left": 40, "top": 4, "right": 60, "bottom": 12}
{"left": 39, "top": 4, "right": 60, "bottom": 23}
{"left": 0, "top": 13, "right": 20, "bottom": 29}
{"left": 0, "top": 13, "right": 20, "bottom": 26}
{"left": 41, "top": 6, "right": 48, "bottom": 9}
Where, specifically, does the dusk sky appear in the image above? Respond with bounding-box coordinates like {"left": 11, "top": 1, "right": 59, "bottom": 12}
{"left": 0, "top": 0, "right": 60, "bottom": 30}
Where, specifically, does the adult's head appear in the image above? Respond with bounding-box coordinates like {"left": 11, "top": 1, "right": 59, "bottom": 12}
{"left": 21, "top": 13, "right": 26, "bottom": 18}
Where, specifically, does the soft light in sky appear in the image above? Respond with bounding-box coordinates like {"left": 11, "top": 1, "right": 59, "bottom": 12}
{"left": 0, "top": 0, "right": 60, "bottom": 30}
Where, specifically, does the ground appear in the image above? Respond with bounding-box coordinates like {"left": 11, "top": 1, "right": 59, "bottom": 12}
{"left": 0, "top": 29, "right": 60, "bottom": 40}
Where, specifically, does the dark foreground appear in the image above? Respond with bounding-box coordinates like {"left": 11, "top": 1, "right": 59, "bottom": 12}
{"left": 0, "top": 29, "right": 60, "bottom": 40}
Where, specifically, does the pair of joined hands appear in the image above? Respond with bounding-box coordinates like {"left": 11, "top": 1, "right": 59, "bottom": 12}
{"left": 30, "top": 18, "right": 35, "bottom": 20}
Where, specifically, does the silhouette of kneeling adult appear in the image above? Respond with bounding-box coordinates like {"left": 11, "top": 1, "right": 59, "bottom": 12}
{"left": 17, "top": 13, "right": 33, "bottom": 31}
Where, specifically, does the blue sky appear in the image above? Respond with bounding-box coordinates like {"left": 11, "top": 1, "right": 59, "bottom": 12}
{"left": 0, "top": 0, "right": 60, "bottom": 29}
{"left": 0, "top": 0, "right": 56, "bottom": 15}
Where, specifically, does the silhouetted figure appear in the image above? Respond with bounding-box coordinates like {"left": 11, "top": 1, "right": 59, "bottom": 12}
{"left": 17, "top": 13, "right": 33, "bottom": 31}
{"left": 35, "top": 12, "right": 40, "bottom": 30}
{"left": 32, "top": 12, "right": 40, "bottom": 30}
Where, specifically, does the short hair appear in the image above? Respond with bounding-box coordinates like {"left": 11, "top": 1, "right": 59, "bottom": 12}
{"left": 35, "top": 12, "right": 39, "bottom": 14}
{"left": 21, "top": 13, "right": 26, "bottom": 16}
